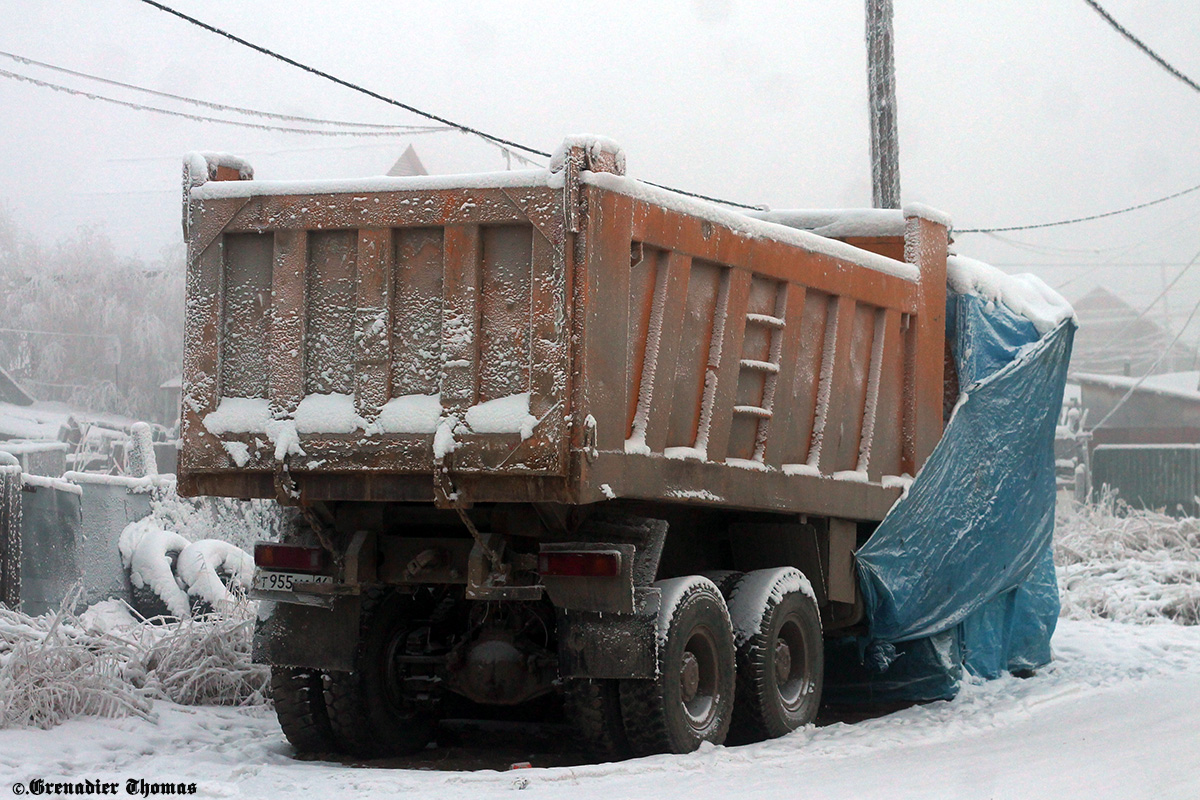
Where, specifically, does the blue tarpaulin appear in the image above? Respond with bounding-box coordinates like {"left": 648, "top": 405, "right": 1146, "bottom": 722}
{"left": 826, "top": 288, "right": 1074, "bottom": 703}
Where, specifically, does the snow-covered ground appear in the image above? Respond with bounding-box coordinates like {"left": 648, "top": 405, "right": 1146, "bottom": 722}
{"left": 2, "top": 499, "right": 1199, "bottom": 799}
{"left": 0, "top": 619, "right": 1196, "bottom": 799}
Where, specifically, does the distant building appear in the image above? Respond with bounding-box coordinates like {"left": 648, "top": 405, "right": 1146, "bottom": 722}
{"left": 0, "top": 365, "right": 34, "bottom": 407}
{"left": 387, "top": 145, "right": 428, "bottom": 178}
{"left": 1070, "top": 287, "right": 1197, "bottom": 376}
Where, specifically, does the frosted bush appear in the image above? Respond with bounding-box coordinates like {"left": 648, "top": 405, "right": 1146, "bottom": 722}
{"left": 1055, "top": 494, "right": 1200, "bottom": 626}
{"left": 0, "top": 600, "right": 154, "bottom": 729}
{"left": 135, "top": 605, "right": 269, "bottom": 707}
{"left": 0, "top": 597, "right": 269, "bottom": 730}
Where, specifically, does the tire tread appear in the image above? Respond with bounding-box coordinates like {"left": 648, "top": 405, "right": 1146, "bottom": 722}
{"left": 270, "top": 667, "right": 336, "bottom": 754}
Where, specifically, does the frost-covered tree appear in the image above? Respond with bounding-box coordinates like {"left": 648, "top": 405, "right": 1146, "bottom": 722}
{"left": 0, "top": 205, "right": 184, "bottom": 423}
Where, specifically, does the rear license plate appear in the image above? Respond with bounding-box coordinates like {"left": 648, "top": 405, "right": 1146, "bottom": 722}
{"left": 253, "top": 570, "right": 334, "bottom": 593}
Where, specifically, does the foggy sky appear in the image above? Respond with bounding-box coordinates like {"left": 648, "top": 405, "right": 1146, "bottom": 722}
{"left": 2, "top": 0, "right": 1198, "bottom": 320}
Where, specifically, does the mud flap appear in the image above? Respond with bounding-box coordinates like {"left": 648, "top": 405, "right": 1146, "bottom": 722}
{"left": 557, "top": 588, "right": 661, "bottom": 679}
{"left": 253, "top": 595, "right": 362, "bottom": 672}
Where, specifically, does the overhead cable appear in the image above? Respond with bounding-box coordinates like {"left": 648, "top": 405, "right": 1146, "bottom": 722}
{"left": 136, "top": 0, "right": 764, "bottom": 210}
{"left": 0, "top": 50, "right": 444, "bottom": 131}
{"left": 0, "top": 66, "right": 452, "bottom": 137}
{"left": 1082, "top": 0, "right": 1200, "bottom": 94}
{"left": 138, "top": 0, "right": 551, "bottom": 158}
{"left": 957, "top": 180, "right": 1200, "bottom": 233}
{"left": 1104, "top": 244, "right": 1200, "bottom": 346}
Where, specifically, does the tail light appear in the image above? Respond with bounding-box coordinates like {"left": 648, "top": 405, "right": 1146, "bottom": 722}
{"left": 254, "top": 543, "right": 327, "bottom": 573}
{"left": 538, "top": 551, "right": 622, "bottom": 578}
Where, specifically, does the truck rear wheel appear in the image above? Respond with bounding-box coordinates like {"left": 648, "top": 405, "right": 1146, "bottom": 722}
{"left": 563, "top": 678, "right": 630, "bottom": 760}
{"left": 727, "top": 568, "right": 823, "bottom": 742}
{"left": 323, "top": 591, "right": 436, "bottom": 758}
{"left": 270, "top": 667, "right": 336, "bottom": 754}
{"left": 619, "top": 577, "right": 735, "bottom": 755}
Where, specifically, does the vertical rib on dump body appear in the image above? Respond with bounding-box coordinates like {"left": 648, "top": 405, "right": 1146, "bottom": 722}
{"left": 179, "top": 140, "right": 947, "bottom": 522}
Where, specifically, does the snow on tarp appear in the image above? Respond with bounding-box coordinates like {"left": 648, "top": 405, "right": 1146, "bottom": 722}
{"left": 946, "top": 255, "right": 1076, "bottom": 336}
{"left": 829, "top": 269, "right": 1075, "bottom": 702}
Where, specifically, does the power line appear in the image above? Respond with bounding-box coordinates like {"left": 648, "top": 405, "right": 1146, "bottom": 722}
{"left": 0, "top": 66, "right": 455, "bottom": 138}
{"left": 138, "top": 0, "right": 551, "bottom": 159}
{"left": 0, "top": 50, "right": 443, "bottom": 131}
{"left": 1082, "top": 0, "right": 1200, "bottom": 94}
{"left": 957, "top": 179, "right": 1200, "bottom": 233}
{"left": 1105, "top": 245, "right": 1200, "bottom": 345}
{"left": 136, "top": 0, "right": 765, "bottom": 211}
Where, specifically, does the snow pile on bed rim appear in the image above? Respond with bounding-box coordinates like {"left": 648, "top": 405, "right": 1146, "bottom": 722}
{"left": 948, "top": 255, "right": 1076, "bottom": 335}
{"left": 1056, "top": 498, "right": 1200, "bottom": 625}
{"left": 548, "top": 133, "right": 626, "bottom": 174}
{"left": 749, "top": 208, "right": 907, "bottom": 238}
{"left": 0, "top": 598, "right": 268, "bottom": 729}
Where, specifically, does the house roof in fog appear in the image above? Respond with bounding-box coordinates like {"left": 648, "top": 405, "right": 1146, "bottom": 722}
{"left": 1070, "top": 287, "right": 1197, "bottom": 376}
{"left": 0, "top": 366, "right": 34, "bottom": 406}
{"left": 387, "top": 145, "right": 428, "bottom": 177}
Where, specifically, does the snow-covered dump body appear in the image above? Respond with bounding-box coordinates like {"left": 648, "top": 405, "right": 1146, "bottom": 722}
{"left": 175, "top": 141, "right": 1071, "bottom": 758}
{"left": 179, "top": 141, "right": 949, "bottom": 521}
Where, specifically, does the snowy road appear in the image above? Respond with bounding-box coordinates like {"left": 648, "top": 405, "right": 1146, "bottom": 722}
{"left": 2, "top": 619, "right": 1198, "bottom": 800}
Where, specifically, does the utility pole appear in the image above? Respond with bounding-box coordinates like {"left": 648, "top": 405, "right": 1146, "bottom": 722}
{"left": 865, "top": 0, "right": 901, "bottom": 208}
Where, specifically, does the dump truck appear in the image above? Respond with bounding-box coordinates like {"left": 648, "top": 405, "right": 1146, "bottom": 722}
{"left": 178, "top": 137, "right": 1068, "bottom": 758}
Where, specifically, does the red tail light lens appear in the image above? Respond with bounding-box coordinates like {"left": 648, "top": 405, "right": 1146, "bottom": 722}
{"left": 538, "top": 551, "right": 622, "bottom": 578}
{"left": 254, "top": 544, "right": 327, "bottom": 573}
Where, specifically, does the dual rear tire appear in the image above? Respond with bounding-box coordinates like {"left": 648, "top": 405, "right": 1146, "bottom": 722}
{"left": 272, "top": 570, "right": 824, "bottom": 758}
{"left": 566, "top": 568, "right": 823, "bottom": 757}
{"left": 271, "top": 591, "right": 436, "bottom": 758}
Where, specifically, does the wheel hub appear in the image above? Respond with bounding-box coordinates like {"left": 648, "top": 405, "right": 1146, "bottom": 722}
{"left": 774, "top": 639, "right": 792, "bottom": 684}
{"left": 680, "top": 651, "right": 701, "bottom": 702}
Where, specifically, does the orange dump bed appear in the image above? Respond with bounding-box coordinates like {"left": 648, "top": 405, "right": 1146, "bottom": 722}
{"left": 179, "top": 140, "right": 947, "bottom": 521}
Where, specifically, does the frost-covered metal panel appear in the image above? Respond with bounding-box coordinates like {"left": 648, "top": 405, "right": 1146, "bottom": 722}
{"left": 624, "top": 244, "right": 660, "bottom": 437}
{"left": 862, "top": 308, "right": 905, "bottom": 481}
{"left": 391, "top": 228, "right": 444, "bottom": 398}
{"left": 440, "top": 225, "right": 480, "bottom": 414}
{"left": 72, "top": 478, "right": 150, "bottom": 607}
{"left": 268, "top": 229, "right": 307, "bottom": 416}
{"left": 1092, "top": 445, "right": 1200, "bottom": 518}
{"left": 771, "top": 290, "right": 832, "bottom": 467}
{"left": 628, "top": 249, "right": 689, "bottom": 455}
{"left": 305, "top": 231, "right": 358, "bottom": 396}
{"left": 728, "top": 277, "right": 786, "bottom": 462}
{"left": 180, "top": 149, "right": 945, "bottom": 513}
{"left": 221, "top": 233, "right": 273, "bottom": 398}
{"left": 353, "top": 228, "right": 392, "bottom": 420}
{"left": 18, "top": 479, "right": 83, "bottom": 616}
{"left": 825, "top": 302, "right": 877, "bottom": 474}
{"left": 479, "top": 225, "right": 533, "bottom": 402}
{"left": 666, "top": 260, "right": 725, "bottom": 450}
{"left": 0, "top": 465, "right": 20, "bottom": 609}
